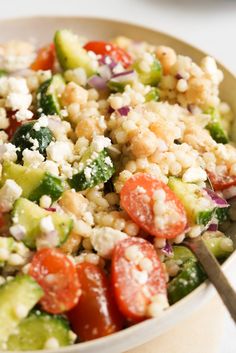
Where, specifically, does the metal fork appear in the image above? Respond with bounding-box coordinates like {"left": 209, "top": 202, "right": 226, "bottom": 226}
{"left": 184, "top": 229, "right": 236, "bottom": 323}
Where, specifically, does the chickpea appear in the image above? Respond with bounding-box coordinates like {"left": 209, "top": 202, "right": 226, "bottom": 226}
{"left": 130, "top": 130, "right": 158, "bottom": 157}
{"left": 61, "top": 82, "right": 88, "bottom": 106}
{"left": 75, "top": 118, "right": 101, "bottom": 141}
{"left": 59, "top": 190, "right": 88, "bottom": 218}
{"left": 156, "top": 46, "right": 177, "bottom": 74}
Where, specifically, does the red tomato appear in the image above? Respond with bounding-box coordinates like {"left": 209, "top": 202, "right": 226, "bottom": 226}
{"left": 31, "top": 43, "right": 55, "bottom": 71}
{"left": 84, "top": 41, "right": 132, "bottom": 68}
{"left": 207, "top": 171, "right": 236, "bottom": 191}
{"left": 29, "top": 248, "right": 81, "bottom": 314}
{"left": 5, "top": 114, "right": 22, "bottom": 140}
{"left": 68, "top": 262, "right": 124, "bottom": 341}
{"left": 111, "top": 237, "right": 167, "bottom": 322}
{"left": 120, "top": 173, "right": 187, "bottom": 239}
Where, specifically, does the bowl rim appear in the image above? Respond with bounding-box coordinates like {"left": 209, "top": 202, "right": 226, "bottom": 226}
{"left": 0, "top": 15, "right": 235, "bottom": 353}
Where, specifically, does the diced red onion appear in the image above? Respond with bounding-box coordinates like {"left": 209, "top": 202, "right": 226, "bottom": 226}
{"left": 117, "top": 106, "right": 130, "bottom": 116}
{"left": 204, "top": 188, "right": 229, "bottom": 208}
{"left": 207, "top": 223, "right": 218, "bottom": 232}
{"left": 111, "top": 70, "right": 136, "bottom": 82}
{"left": 45, "top": 207, "right": 56, "bottom": 212}
{"left": 161, "top": 241, "right": 173, "bottom": 256}
{"left": 87, "top": 75, "right": 107, "bottom": 90}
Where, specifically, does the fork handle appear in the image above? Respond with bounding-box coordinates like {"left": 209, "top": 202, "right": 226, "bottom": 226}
{"left": 184, "top": 237, "right": 236, "bottom": 323}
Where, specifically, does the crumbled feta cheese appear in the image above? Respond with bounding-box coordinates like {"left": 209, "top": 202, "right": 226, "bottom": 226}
{"left": 8, "top": 77, "right": 29, "bottom": 94}
{"left": 0, "top": 143, "right": 18, "bottom": 162}
{"left": 104, "top": 156, "right": 113, "bottom": 167}
{"left": 15, "top": 108, "right": 33, "bottom": 122}
{"left": 28, "top": 137, "right": 39, "bottom": 151}
{"left": 139, "top": 257, "right": 153, "bottom": 272}
{"left": 39, "top": 195, "right": 52, "bottom": 209}
{"left": 33, "top": 115, "right": 48, "bottom": 131}
{"left": 125, "top": 245, "right": 144, "bottom": 264}
{"left": 182, "top": 167, "right": 207, "bottom": 183}
{"left": 84, "top": 166, "right": 92, "bottom": 181}
{"left": 0, "top": 248, "right": 9, "bottom": 261}
{"left": 0, "top": 108, "right": 9, "bottom": 129}
{"left": 47, "top": 141, "right": 74, "bottom": 163}
{"left": 0, "top": 179, "right": 22, "bottom": 212}
{"left": 91, "top": 227, "right": 127, "bottom": 258}
{"left": 146, "top": 294, "right": 169, "bottom": 318}
{"left": 22, "top": 149, "right": 44, "bottom": 167}
{"left": 68, "top": 330, "right": 77, "bottom": 344}
{"left": 41, "top": 160, "right": 60, "bottom": 176}
{"left": 8, "top": 253, "right": 25, "bottom": 266}
{"left": 40, "top": 216, "right": 55, "bottom": 233}
{"left": 9, "top": 224, "right": 26, "bottom": 240}
{"left": 92, "top": 135, "right": 111, "bottom": 152}
{"left": 13, "top": 304, "right": 28, "bottom": 319}
{"left": 44, "top": 338, "right": 60, "bottom": 350}
{"left": 132, "top": 268, "right": 148, "bottom": 285}
{"left": 6, "top": 93, "right": 32, "bottom": 110}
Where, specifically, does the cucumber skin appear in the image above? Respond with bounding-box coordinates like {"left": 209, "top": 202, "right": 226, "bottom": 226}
{"left": 29, "top": 173, "right": 64, "bottom": 202}
{"left": 145, "top": 87, "right": 160, "bottom": 102}
{"left": 7, "top": 311, "right": 71, "bottom": 351}
{"left": 37, "top": 79, "right": 60, "bottom": 116}
{"left": 206, "top": 108, "right": 229, "bottom": 144}
{"left": 0, "top": 275, "right": 43, "bottom": 348}
{"left": 11, "top": 121, "right": 53, "bottom": 161}
{"left": 196, "top": 209, "right": 216, "bottom": 226}
{"left": 133, "top": 58, "right": 162, "bottom": 86}
{"left": 12, "top": 198, "right": 73, "bottom": 249}
{"left": 167, "top": 259, "right": 206, "bottom": 305}
{"left": 69, "top": 149, "right": 115, "bottom": 191}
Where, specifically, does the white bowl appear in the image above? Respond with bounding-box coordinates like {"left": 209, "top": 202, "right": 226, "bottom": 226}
{"left": 0, "top": 16, "right": 235, "bottom": 353}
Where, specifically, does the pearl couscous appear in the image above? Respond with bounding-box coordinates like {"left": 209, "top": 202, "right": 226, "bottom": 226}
{"left": 0, "top": 29, "right": 234, "bottom": 351}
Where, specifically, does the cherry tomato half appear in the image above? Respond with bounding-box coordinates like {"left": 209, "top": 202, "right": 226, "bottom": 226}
{"left": 29, "top": 248, "right": 81, "bottom": 314}
{"left": 31, "top": 43, "right": 55, "bottom": 71}
{"left": 5, "top": 113, "right": 22, "bottom": 140}
{"left": 68, "top": 262, "right": 124, "bottom": 341}
{"left": 208, "top": 171, "right": 236, "bottom": 191}
{"left": 111, "top": 237, "right": 167, "bottom": 322}
{"left": 120, "top": 173, "right": 187, "bottom": 239}
{"left": 84, "top": 41, "right": 132, "bottom": 68}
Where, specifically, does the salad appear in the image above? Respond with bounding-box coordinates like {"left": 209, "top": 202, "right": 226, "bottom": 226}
{"left": 0, "top": 29, "right": 235, "bottom": 351}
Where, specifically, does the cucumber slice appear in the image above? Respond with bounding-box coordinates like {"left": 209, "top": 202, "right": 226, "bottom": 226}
{"left": 203, "top": 234, "right": 233, "bottom": 259}
{"left": 0, "top": 237, "right": 15, "bottom": 267}
{"left": 12, "top": 198, "right": 73, "bottom": 249}
{"left": 145, "top": 87, "right": 160, "bottom": 102}
{"left": 172, "top": 245, "right": 195, "bottom": 265}
{"left": 11, "top": 121, "right": 53, "bottom": 161}
{"left": 0, "top": 275, "right": 43, "bottom": 349}
{"left": 216, "top": 207, "right": 229, "bottom": 224}
{"left": 133, "top": 56, "right": 162, "bottom": 86}
{"left": 54, "top": 29, "right": 96, "bottom": 77}
{"left": 206, "top": 107, "right": 228, "bottom": 144}
{"left": 36, "top": 74, "right": 65, "bottom": 117}
{"left": 7, "top": 311, "right": 72, "bottom": 351}
{"left": 1, "top": 161, "right": 64, "bottom": 202}
{"left": 167, "top": 259, "right": 206, "bottom": 304}
{"left": 69, "top": 148, "right": 115, "bottom": 191}
{"left": 168, "top": 177, "right": 216, "bottom": 226}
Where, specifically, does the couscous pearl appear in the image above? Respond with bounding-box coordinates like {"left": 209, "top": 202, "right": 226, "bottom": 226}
{"left": 44, "top": 338, "right": 60, "bottom": 350}
{"left": 124, "top": 222, "right": 139, "bottom": 236}
{"left": 8, "top": 253, "right": 25, "bottom": 266}
{"left": 39, "top": 195, "right": 52, "bottom": 209}
{"left": 14, "top": 304, "right": 28, "bottom": 319}
{"left": 0, "top": 248, "right": 9, "bottom": 261}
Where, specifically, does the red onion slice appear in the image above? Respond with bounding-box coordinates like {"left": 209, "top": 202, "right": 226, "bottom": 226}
{"left": 117, "top": 106, "right": 130, "bottom": 116}
{"left": 161, "top": 241, "right": 173, "bottom": 256}
{"left": 204, "top": 188, "right": 229, "bottom": 208}
{"left": 206, "top": 223, "right": 218, "bottom": 232}
{"left": 87, "top": 75, "right": 107, "bottom": 90}
{"left": 111, "top": 70, "right": 136, "bottom": 83}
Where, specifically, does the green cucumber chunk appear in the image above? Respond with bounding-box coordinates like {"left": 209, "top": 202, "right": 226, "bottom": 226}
{"left": 172, "top": 245, "right": 195, "bottom": 265}
{"left": 12, "top": 198, "right": 73, "bottom": 249}
{"left": 145, "top": 87, "right": 160, "bottom": 102}
{"left": 168, "top": 177, "right": 216, "bottom": 226}
{"left": 36, "top": 74, "right": 65, "bottom": 116}
{"left": 1, "top": 161, "right": 64, "bottom": 202}
{"left": 11, "top": 121, "right": 53, "bottom": 161}
{"left": 69, "top": 148, "right": 115, "bottom": 191}
{"left": 133, "top": 56, "right": 162, "bottom": 86}
{"left": 54, "top": 29, "right": 96, "bottom": 76}
{"left": 0, "top": 237, "right": 15, "bottom": 267}
{"left": 216, "top": 207, "right": 229, "bottom": 224}
{"left": 203, "top": 233, "right": 233, "bottom": 259}
{"left": 167, "top": 259, "right": 206, "bottom": 304}
{"left": 7, "top": 311, "right": 72, "bottom": 351}
{"left": 0, "top": 275, "right": 43, "bottom": 349}
{"left": 206, "top": 107, "right": 229, "bottom": 144}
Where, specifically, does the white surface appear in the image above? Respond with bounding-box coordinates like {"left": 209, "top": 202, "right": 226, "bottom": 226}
{"left": 0, "top": 0, "right": 236, "bottom": 352}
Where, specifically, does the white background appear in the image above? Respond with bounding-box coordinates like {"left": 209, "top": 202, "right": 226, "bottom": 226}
{"left": 0, "top": 0, "right": 236, "bottom": 352}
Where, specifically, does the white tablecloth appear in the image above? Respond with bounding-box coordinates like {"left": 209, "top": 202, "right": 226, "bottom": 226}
{"left": 0, "top": 0, "right": 235, "bottom": 351}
